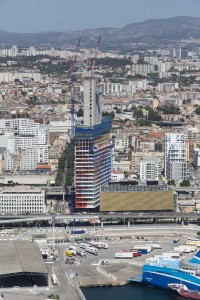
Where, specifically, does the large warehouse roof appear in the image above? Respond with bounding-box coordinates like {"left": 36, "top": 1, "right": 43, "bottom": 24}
{"left": 100, "top": 190, "right": 174, "bottom": 211}
{"left": 0, "top": 241, "right": 49, "bottom": 275}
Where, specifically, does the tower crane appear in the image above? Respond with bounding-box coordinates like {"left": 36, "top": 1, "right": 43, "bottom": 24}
{"left": 70, "top": 37, "right": 81, "bottom": 140}
{"left": 67, "top": 38, "right": 81, "bottom": 211}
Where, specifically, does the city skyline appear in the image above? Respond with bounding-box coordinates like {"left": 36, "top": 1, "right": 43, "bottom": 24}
{"left": 0, "top": 0, "right": 200, "bottom": 33}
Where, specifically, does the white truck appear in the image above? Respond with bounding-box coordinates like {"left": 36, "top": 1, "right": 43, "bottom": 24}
{"left": 80, "top": 243, "right": 91, "bottom": 249}
{"left": 85, "top": 247, "right": 98, "bottom": 255}
{"left": 51, "top": 274, "right": 57, "bottom": 285}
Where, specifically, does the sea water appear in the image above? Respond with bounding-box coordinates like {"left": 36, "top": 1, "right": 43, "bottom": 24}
{"left": 82, "top": 284, "right": 177, "bottom": 300}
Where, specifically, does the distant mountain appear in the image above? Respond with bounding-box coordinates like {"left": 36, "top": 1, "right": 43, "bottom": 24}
{"left": 1, "top": 16, "right": 200, "bottom": 49}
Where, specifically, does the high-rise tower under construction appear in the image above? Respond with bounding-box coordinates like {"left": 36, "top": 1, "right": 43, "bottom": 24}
{"left": 74, "top": 76, "right": 112, "bottom": 210}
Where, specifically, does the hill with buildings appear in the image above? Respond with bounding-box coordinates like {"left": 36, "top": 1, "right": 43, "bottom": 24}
{"left": 0, "top": 16, "right": 200, "bottom": 49}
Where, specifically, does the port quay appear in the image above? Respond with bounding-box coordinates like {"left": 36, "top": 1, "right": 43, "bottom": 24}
{"left": 0, "top": 215, "right": 200, "bottom": 300}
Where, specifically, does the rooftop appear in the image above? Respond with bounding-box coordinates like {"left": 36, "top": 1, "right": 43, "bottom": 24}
{"left": 0, "top": 241, "right": 48, "bottom": 275}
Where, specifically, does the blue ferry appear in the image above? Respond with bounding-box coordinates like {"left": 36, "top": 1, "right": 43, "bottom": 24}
{"left": 129, "top": 251, "right": 200, "bottom": 291}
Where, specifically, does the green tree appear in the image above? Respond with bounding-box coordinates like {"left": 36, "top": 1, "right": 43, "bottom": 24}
{"left": 137, "top": 119, "right": 152, "bottom": 126}
{"left": 102, "top": 111, "right": 115, "bottom": 119}
{"left": 160, "top": 105, "right": 180, "bottom": 114}
{"left": 77, "top": 108, "right": 83, "bottom": 117}
{"left": 168, "top": 179, "right": 175, "bottom": 186}
{"left": 180, "top": 179, "right": 190, "bottom": 187}
{"left": 133, "top": 108, "right": 143, "bottom": 118}
{"left": 195, "top": 106, "right": 200, "bottom": 115}
{"left": 147, "top": 107, "right": 161, "bottom": 121}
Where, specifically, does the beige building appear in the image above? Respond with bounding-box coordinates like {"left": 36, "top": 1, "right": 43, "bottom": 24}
{"left": 100, "top": 190, "right": 174, "bottom": 212}
{"left": 132, "top": 151, "right": 164, "bottom": 173}
{"left": 185, "top": 140, "right": 197, "bottom": 162}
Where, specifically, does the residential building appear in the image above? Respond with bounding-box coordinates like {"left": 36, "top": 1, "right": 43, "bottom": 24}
{"left": 140, "top": 156, "right": 160, "bottom": 181}
{"left": 164, "top": 133, "right": 187, "bottom": 181}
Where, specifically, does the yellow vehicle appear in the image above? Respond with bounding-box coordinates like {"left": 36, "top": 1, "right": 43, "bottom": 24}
{"left": 66, "top": 250, "right": 73, "bottom": 257}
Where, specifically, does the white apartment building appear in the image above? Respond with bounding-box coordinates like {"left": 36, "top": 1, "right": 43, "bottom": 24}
{"left": 0, "top": 118, "right": 33, "bottom": 134}
{"left": 0, "top": 187, "right": 46, "bottom": 214}
{"left": 164, "top": 133, "right": 187, "bottom": 181}
{"left": 0, "top": 133, "right": 15, "bottom": 153}
{"left": 0, "top": 72, "right": 42, "bottom": 83}
{"left": 184, "top": 127, "right": 200, "bottom": 143}
{"left": 132, "top": 64, "right": 155, "bottom": 75}
{"left": 140, "top": 156, "right": 160, "bottom": 181}
{"left": 114, "top": 136, "right": 130, "bottom": 151}
{"left": 15, "top": 130, "right": 47, "bottom": 149}
{"left": 20, "top": 146, "right": 49, "bottom": 170}
{"left": 4, "top": 150, "right": 14, "bottom": 172}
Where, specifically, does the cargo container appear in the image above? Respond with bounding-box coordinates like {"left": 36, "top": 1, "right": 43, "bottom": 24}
{"left": 115, "top": 252, "right": 136, "bottom": 258}
{"left": 85, "top": 247, "right": 98, "bottom": 255}
{"left": 162, "top": 252, "right": 180, "bottom": 258}
{"left": 186, "top": 241, "right": 200, "bottom": 247}
{"left": 174, "top": 245, "right": 196, "bottom": 253}
{"left": 146, "top": 244, "right": 162, "bottom": 249}
{"left": 130, "top": 246, "right": 152, "bottom": 253}
{"left": 70, "top": 228, "right": 86, "bottom": 235}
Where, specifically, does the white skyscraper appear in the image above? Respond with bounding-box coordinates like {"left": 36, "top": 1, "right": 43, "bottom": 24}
{"left": 83, "top": 77, "right": 102, "bottom": 127}
{"left": 164, "top": 133, "right": 187, "bottom": 181}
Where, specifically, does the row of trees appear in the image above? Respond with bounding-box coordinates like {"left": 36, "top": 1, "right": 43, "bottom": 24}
{"left": 168, "top": 179, "right": 190, "bottom": 187}
{"left": 133, "top": 105, "right": 181, "bottom": 127}
{"left": 55, "top": 143, "right": 73, "bottom": 187}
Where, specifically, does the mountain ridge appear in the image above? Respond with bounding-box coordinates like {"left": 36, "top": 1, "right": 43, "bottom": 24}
{"left": 0, "top": 16, "right": 200, "bottom": 49}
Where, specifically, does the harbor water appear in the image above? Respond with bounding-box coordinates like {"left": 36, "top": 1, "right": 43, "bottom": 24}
{"left": 82, "top": 284, "right": 178, "bottom": 300}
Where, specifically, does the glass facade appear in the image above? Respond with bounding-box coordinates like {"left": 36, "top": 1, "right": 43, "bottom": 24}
{"left": 75, "top": 118, "right": 112, "bottom": 210}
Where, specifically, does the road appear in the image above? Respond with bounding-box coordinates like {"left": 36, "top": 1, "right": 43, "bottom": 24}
{"left": 0, "top": 212, "right": 200, "bottom": 224}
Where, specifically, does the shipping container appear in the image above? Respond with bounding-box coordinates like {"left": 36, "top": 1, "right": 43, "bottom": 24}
{"left": 115, "top": 252, "right": 135, "bottom": 258}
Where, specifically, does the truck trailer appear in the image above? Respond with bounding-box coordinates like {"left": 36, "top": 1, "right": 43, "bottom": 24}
{"left": 85, "top": 247, "right": 98, "bottom": 255}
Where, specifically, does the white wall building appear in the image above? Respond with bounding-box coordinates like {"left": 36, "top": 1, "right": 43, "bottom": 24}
{"left": 4, "top": 150, "right": 14, "bottom": 172}
{"left": 0, "top": 133, "right": 15, "bottom": 153}
{"left": 140, "top": 156, "right": 160, "bottom": 181}
{"left": 164, "top": 133, "right": 187, "bottom": 181}
{"left": 111, "top": 171, "right": 125, "bottom": 181}
{"left": 0, "top": 72, "right": 42, "bottom": 83}
{"left": 0, "top": 187, "right": 46, "bottom": 214}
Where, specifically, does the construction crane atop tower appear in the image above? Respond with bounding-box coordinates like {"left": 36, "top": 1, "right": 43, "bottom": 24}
{"left": 87, "top": 36, "right": 101, "bottom": 76}
{"left": 67, "top": 37, "right": 81, "bottom": 211}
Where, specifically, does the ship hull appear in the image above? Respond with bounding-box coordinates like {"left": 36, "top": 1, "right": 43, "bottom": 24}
{"left": 142, "top": 271, "right": 200, "bottom": 291}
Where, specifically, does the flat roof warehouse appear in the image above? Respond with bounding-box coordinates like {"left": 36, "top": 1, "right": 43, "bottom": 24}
{"left": 0, "top": 241, "right": 49, "bottom": 287}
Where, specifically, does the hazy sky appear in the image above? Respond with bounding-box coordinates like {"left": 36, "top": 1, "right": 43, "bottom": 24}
{"left": 0, "top": 0, "right": 200, "bottom": 33}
